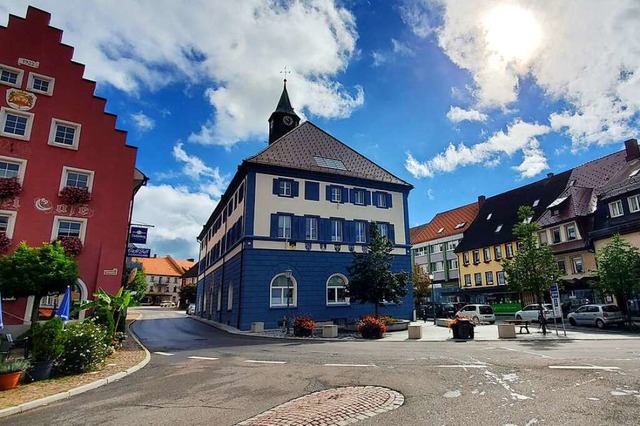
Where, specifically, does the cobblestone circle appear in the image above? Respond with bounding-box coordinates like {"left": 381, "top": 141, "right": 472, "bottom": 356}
{"left": 236, "top": 386, "right": 404, "bottom": 426}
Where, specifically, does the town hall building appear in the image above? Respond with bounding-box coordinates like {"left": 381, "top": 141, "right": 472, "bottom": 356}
{"left": 195, "top": 81, "right": 414, "bottom": 330}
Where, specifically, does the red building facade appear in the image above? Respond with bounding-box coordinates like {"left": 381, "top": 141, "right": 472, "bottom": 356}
{"left": 0, "top": 7, "right": 141, "bottom": 325}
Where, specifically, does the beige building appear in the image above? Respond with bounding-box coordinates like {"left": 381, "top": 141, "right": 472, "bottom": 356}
{"left": 132, "top": 255, "right": 196, "bottom": 305}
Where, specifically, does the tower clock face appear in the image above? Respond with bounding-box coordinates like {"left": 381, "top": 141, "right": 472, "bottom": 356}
{"left": 283, "top": 116, "right": 294, "bottom": 126}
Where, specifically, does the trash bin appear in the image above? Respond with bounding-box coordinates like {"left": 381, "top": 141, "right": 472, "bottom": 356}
{"left": 455, "top": 319, "right": 474, "bottom": 340}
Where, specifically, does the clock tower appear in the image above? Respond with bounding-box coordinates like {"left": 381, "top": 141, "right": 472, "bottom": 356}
{"left": 268, "top": 79, "right": 300, "bottom": 145}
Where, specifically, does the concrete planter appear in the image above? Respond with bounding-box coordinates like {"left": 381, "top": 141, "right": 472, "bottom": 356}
{"left": 385, "top": 320, "right": 410, "bottom": 332}
{"left": 408, "top": 324, "right": 422, "bottom": 339}
{"left": 498, "top": 324, "right": 517, "bottom": 339}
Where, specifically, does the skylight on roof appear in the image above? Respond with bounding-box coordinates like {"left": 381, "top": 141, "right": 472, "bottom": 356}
{"left": 547, "top": 196, "right": 568, "bottom": 209}
{"left": 313, "top": 156, "right": 347, "bottom": 171}
{"left": 532, "top": 199, "right": 539, "bottom": 207}
{"left": 486, "top": 213, "right": 492, "bottom": 220}
{"left": 437, "top": 227, "right": 444, "bottom": 233}
{"left": 630, "top": 168, "right": 640, "bottom": 177}
{"left": 454, "top": 222, "right": 466, "bottom": 229}
{"left": 495, "top": 224, "right": 502, "bottom": 232}
{"left": 569, "top": 179, "right": 576, "bottom": 187}
{"left": 523, "top": 216, "right": 533, "bottom": 224}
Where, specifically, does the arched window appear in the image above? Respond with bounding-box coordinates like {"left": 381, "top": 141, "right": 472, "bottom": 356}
{"left": 327, "top": 274, "right": 349, "bottom": 305}
{"left": 270, "top": 274, "right": 297, "bottom": 307}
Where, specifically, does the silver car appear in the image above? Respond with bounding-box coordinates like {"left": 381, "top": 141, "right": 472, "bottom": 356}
{"left": 515, "top": 304, "right": 556, "bottom": 322}
{"left": 567, "top": 304, "right": 624, "bottom": 329}
{"left": 456, "top": 304, "right": 496, "bottom": 324}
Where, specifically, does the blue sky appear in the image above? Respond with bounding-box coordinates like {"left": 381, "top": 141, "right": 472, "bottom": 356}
{"left": 3, "top": 1, "right": 639, "bottom": 259}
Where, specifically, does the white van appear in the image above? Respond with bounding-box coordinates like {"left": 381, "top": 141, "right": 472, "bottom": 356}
{"left": 456, "top": 304, "right": 496, "bottom": 324}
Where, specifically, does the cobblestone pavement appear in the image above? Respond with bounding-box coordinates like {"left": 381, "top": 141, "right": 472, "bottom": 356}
{"left": 0, "top": 314, "right": 146, "bottom": 410}
{"left": 237, "top": 386, "right": 404, "bottom": 426}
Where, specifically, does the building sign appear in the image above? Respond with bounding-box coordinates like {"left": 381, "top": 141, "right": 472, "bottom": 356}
{"left": 127, "top": 247, "right": 151, "bottom": 258}
{"left": 6, "top": 89, "right": 37, "bottom": 111}
{"left": 549, "top": 284, "right": 562, "bottom": 318}
{"left": 103, "top": 268, "right": 118, "bottom": 276}
{"left": 18, "top": 58, "right": 39, "bottom": 68}
{"left": 129, "top": 227, "right": 148, "bottom": 244}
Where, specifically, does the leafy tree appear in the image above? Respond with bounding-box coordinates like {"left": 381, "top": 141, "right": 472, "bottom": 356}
{"left": 503, "top": 206, "right": 562, "bottom": 335}
{"left": 123, "top": 266, "right": 147, "bottom": 305}
{"left": 179, "top": 283, "right": 197, "bottom": 307}
{"left": 346, "top": 222, "right": 409, "bottom": 317}
{"left": 77, "top": 287, "right": 135, "bottom": 340}
{"left": 412, "top": 264, "right": 431, "bottom": 309}
{"left": 0, "top": 242, "right": 78, "bottom": 322}
{"left": 592, "top": 234, "right": 640, "bottom": 326}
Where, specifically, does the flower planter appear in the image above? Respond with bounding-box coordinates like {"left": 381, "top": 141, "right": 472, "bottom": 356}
{"left": 0, "top": 177, "right": 21, "bottom": 200}
{"left": 0, "top": 371, "right": 22, "bottom": 391}
{"left": 30, "top": 360, "right": 55, "bottom": 382}
{"left": 59, "top": 186, "right": 91, "bottom": 205}
{"left": 293, "top": 327, "right": 313, "bottom": 337}
{"left": 360, "top": 328, "right": 384, "bottom": 339}
{"left": 384, "top": 320, "right": 410, "bottom": 332}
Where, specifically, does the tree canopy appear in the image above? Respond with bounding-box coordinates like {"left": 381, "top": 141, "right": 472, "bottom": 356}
{"left": 346, "top": 223, "right": 409, "bottom": 317}
{"left": 412, "top": 264, "right": 431, "bottom": 307}
{"left": 123, "top": 266, "right": 147, "bottom": 305}
{"left": 179, "top": 283, "right": 197, "bottom": 306}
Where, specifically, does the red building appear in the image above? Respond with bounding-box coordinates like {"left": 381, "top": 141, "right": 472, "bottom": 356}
{"left": 0, "top": 7, "right": 145, "bottom": 325}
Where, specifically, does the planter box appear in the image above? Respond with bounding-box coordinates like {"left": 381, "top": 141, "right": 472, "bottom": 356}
{"left": 250, "top": 322, "right": 264, "bottom": 333}
{"left": 322, "top": 325, "right": 338, "bottom": 338}
{"left": 385, "top": 320, "right": 410, "bottom": 332}
{"left": 498, "top": 324, "right": 516, "bottom": 339}
{"left": 408, "top": 324, "right": 422, "bottom": 339}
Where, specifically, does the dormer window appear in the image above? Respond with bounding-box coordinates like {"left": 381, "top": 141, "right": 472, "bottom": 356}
{"left": 532, "top": 199, "right": 539, "bottom": 207}
{"left": 630, "top": 169, "right": 640, "bottom": 178}
{"left": 608, "top": 200, "right": 623, "bottom": 218}
{"left": 569, "top": 179, "right": 576, "bottom": 186}
{"left": 495, "top": 224, "right": 502, "bottom": 233}
{"left": 454, "top": 222, "right": 466, "bottom": 229}
{"left": 437, "top": 227, "right": 444, "bottom": 234}
{"left": 486, "top": 213, "right": 492, "bottom": 220}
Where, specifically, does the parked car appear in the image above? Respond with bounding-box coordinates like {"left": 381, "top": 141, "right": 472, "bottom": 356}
{"left": 567, "top": 304, "right": 624, "bottom": 328}
{"left": 160, "top": 301, "right": 176, "bottom": 308}
{"left": 515, "top": 304, "right": 557, "bottom": 322}
{"left": 419, "top": 303, "right": 456, "bottom": 319}
{"left": 456, "top": 304, "right": 496, "bottom": 324}
{"left": 186, "top": 303, "right": 196, "bottom": 315}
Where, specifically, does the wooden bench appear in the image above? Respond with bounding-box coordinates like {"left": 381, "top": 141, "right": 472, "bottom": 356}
{"left": 504, "top": 320, "right": 530, "bottom": 334}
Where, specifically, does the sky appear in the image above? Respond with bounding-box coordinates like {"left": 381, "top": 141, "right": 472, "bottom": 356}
{"left": 2, "top": 1, "right": 639, "bottom": 260}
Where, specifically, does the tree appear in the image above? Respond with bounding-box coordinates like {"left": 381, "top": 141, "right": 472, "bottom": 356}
{"left": 346, "top": 222, "right": 409, "bottom": 317}
{"left": 412, "top": 264, "right": 431, "bottom": 309}
{"left": 0, "top": 242, "right": 78, "bottom": 323}
{"left": 179, "top": 283, "right": 197, "bottom": 307}
{"left": 78, "top": 287, "right": 135, "bottom": 340}
{"left": 503, "top": 206, "right": 562, "bottom": 335}
{"left": 592, "top": 234, "right": 640, "bottom": 327}
{"left": 123, "top": 266, "right": 147, "bottom": 305}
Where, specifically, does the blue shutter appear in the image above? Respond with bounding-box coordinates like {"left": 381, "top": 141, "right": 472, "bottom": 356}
{"left": 372, "top": 192, "right": 379, "bottom": 207}
{"left": 341, "top": 187, "right": 348, "bottom": 204}
{"left": 320, "top": 218, "right": 330, "bottom": 241}
{"left": 364, "top": 190, "right": 371, "bottom": 206}
{"left": 270, "top": 214, "right": 278, "bottom": 238}
{"left": 291, "top": 216, "right": 300, "bottom": 240}
{"left": 326, "top": 185, "right": 332, "bottom": 201}
{"left": 386, "top": 193, "right": 393, "bottom": 208}
{"left": 305, "top": 181, "right": 319, "bottom": 201}
{"left": 364, "top": 222, "right": 371, "bottom": 242}
{"left": 389, "top": 224, "right": 395, "bottom": 243}
{"left": 272, "top": 178, "right": 279, "bottom": 195}
{"left": 349, "top": 188, "right": 355, "bottom": 204}
{"left": 346, "top": 221, "right": 355, "bottom": 242}
{"left": 292, "top": 181, "right": 300, "bottom": 197}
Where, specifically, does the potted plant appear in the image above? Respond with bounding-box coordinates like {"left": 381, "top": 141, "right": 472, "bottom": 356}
{"left": 292, "top": 316, "right": 316, "bottom": 337}
{"left": 0, "top": 177, "right": 21, "bottom": 200}
{"left": 356, "top": 316, "right": 387, "bottom": 339}
{"left": 0, "top": 359, "right": 29, "bottom": 390}
{"left": 59, "top": 186, "right": 91, "bottom": 205}
{"left": 30, "top": 317, "right": 64, "bottom": 381}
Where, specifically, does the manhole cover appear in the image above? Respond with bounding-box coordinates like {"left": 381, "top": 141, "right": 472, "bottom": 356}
{"left": 237, "top": 386, "right": 404, "bottom": 426}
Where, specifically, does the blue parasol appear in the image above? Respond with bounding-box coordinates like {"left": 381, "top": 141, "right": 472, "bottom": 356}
{"left": 55, "top": 286, "right": 71, "bottom": 321}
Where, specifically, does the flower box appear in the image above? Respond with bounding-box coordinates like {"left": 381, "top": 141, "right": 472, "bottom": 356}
{"left": 55, "top": 236, "right": 83, "bottom": 256}
{"left": 59, "top": 186, "right": 91, "bottom": 205}
{"left": 0, "top": 177, "right": 21, "bottom": 200}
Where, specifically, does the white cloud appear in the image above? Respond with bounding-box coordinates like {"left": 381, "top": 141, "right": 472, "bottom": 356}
{"left": 172, "top": 143, "right": 228, "bottom": 198}
{"left": 391, "top": 39, "right": 415, "bottom": 57}
{"left": 446, "top": 106, "right": 488, "bottom": 123}
{"left": 372, "top": 51, "right": 388, "bottom": 67}
{"left": 405, "top": 0, "right": 640, "bottom": 149}
{"left": 406, "top": 120, "right": 551, "bottom": 179}
{"left": 427, "top": 188, "right": 435, "bottom": 200}
{"left": 132, "top": 185, "right": 217, "bottom": 260}
{"left": 130, "top": 111, "right": 155, "bottom": 131}
{"left": 1, "top": 1, "right": 362, "bottom": 146}
{"left": 372, "top": 38, "right": 415, "bottom": 67}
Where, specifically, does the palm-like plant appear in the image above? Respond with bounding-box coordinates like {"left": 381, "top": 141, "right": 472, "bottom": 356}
{"left": 77, "top": 287, "right": 133, "bottom": 340}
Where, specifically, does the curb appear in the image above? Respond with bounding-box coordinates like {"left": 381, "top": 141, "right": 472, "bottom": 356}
{"left": 0, "top": 314, "right": 151, "bottom": 419}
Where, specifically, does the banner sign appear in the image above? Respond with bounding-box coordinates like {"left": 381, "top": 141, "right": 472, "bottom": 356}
{"left": 129, "top": 227, "right": 148, "bottom": 244}
{"left": 127, "top": 247, "right": 151, "bottom": 258}
{"left": 549, "top": 284, "right": 562, "bottom": 318}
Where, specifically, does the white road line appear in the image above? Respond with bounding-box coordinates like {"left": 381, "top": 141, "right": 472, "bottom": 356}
{"left": 432, "top": 365, "right": 488, "bottom": 368}
{"left": 549, "top": 365, "right": 620, "bottom": 371}
{"left": 154, "top": 352, "right": 175, "bottom": 356}
{"left": 499, "top": 346, "right": 553, "bottom": 359}
{"left": 324, "top": 363, "right": 376, "bottom": 367}
{"left": 188, "top": 356, "right": 219, "bottom": 361}
{"left": 245, "top": 360, "right": 287, "bottom": 364}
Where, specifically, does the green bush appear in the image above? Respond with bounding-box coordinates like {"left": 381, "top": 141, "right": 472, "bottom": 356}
{"left": 56, "top": 321, "right": 108, "bottom": 375}
{"left": 0, "top": 359, "right": 29, "bottom": 374}
{"left": 31, "top": 317, "right": 64, "bottom": 362}
{"left": 92, "top": 306, "right": 115, "bottom": 344}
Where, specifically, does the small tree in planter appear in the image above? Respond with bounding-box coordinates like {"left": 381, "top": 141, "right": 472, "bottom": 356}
{"left": 0, "top": 177, "right": 21, "bottom": 200}
{"left": 292, "top": 316, "right": 316, "bottom": 337}
{"left": 0, "top": 359, "right": 29, "bottom": 391}
{"left": 55, "top": 236, "right": 83, "bottom": 256}
{"left": 356, "top": 316, "right": 387, "bottom": 339}
{"left": 30, "top": 317, "right": 65, "bottom": 381}
{"left": 59, "top": 186, "right": 91, "bottom": 205}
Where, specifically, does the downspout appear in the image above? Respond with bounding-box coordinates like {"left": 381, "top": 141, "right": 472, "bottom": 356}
{"left": 236, "top": 177, "right": 247, "bottom": 329}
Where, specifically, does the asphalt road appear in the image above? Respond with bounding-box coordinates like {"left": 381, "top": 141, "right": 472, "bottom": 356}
{"left": 7, "top": 308, "right": 640, "bottom": 426}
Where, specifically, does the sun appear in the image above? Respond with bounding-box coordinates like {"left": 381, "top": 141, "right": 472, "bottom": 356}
{"left": 482, "top": 4, "right": 542, "bottom": 63}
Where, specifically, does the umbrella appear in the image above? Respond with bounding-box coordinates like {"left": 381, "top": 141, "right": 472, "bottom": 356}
{"left": 55, "top": 286, "right": 71, "bottom": 321}
{"left": 0, "top": 292, "right": 3, "bottom": 329}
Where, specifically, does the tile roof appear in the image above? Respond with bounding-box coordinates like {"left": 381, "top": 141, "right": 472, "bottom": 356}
{"left": 131, "top": 256, "right": 196, "bottom": 277}
{"left": 245, "top": 121, "right": 412, "bottom": 187}
{"left": 455, "top": 170, "right": 572, "bottom": 252}
{"left": 182, "top": 263, "right": 199, "bottom": 279}
{"left": 410, "top": 201, "right": 479, "bottom": 244}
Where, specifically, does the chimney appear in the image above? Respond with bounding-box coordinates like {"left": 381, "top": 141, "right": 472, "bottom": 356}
{"left": 153, "top": 254, "right": 157, "bottom": 258}
{"left": 477, "top": 195, "right": 486, "bottom": 208}
{"left": 625, "top": 138, "right": 640, "bottom": 162}
{"left": 547, "top": 172, "right": 554, "bottom": 178}
{"left": 187, "top": 258, "right": 195, "bottom": 262}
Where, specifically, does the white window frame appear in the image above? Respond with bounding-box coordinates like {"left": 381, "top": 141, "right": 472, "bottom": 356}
{"left": 448, "top": 258, "right": 458, "bottom": 270}
{"left": 462, "top": 252, "right": 469, "bottom": 266}
{"left": 51, "top": 215, "right": 88, "bottom": 243}
{"left": 270, "top": 273, "right": 297, "bottom": 308}
{"left": 355, "top": 221, "right": 366, "bottom": 243}
{"left": 277, "top": 215, "right": 291, "bottom": 239}
{"left": 608, "top": 200, "right": 623, "bottom": 218}
{"left": 432, "top": 244, "right": 442, "bottom": 254}
{"left": 354, "top": 190, "right": 365, "bottom": 205}
{"left": 49, "top": 118, "right": 82, "bottom": 150}
{"left": 227, "top": 284, "right": 233, "bottom": 311}
{"left": 628, "top": 195, "right": 640, "bottom": 213}
{"left": 485, "top": 271, "right": 494, "bottom": 285}
{"left": 447, "top": 240, "right": 458, "bottom": 251}
{"left": 27, "top": 72, "right": 55, "bottom": 96}
{"left": 565, "top": 223, "right": 577, "bottom": 241}
{"left": 377, "top": 193, "right": 387, "bottom": 208}
{"left": 497, "top": 271, "right": 506, "bottom": 285}
{"left": 305, "top": 217, "right": 318, "bottom": 240}
{"left": 330, "top": 186, "right": 341, "bottom": 203}
{"left": 326, "top": 273, "right": 349, "bottom": 305}
{"left": 0, "top": 107, "right": 34, "bottom": 141}
{"left": 378, "top": 223, "right": 388, "bottom": 239}
{"left": 0, "top": 155, "right": 27, "bottom": 183}
{"left": 0, "top": 64, "right": 24, "bottom": 88}
{"left": 0, "top": 210, "right": 17, "bottom": 238}
{"left": 572, "top": 256, "right": 584, "bottom": 274}
{"left": 59, "top": 166, "right": 95, "bottom": 193}
{"left": 472, "top": 250, "right": 480, "bottom": 264}
{"left": 494, "top": 245, "right": 502, "bottom": 260}
{"left": 483, "top": 247, "right": 491, "bottom": 262}
{"left": 551, "top": 227, "right": 562, "bottom": 244}
{"left": 331, "top": 219, "right": 343, "bottom": 242}
{"left": 474, "top": 272, "right": 482, "bottom": 286}
{"left": 505, "top": 243, "right": 514, "bottom": 258}
{"left": 464, "top": 274, "right": 472, "bottom": 287}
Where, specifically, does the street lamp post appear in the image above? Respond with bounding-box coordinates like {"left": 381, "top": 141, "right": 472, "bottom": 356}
{"left": 429, "top": 274, "right": 436, "bottom": 325}
{"left": 285, "top": 269, "right": 292, "bottom": 335}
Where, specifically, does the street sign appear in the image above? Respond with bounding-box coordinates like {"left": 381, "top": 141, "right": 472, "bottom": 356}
{"left": 127, "top": 247, "right": 151, "bottom": 258}
{"left": 129, "top": 227, "right": 148, "bottom": 244}
{"left": 550, "top": 284, "right": 562, "bottom": 318}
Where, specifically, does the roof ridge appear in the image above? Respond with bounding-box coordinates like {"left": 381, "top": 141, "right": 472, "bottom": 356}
{"left": 484, "top": 169, "right": 573, "bottom": 201}
{"left": 165, "top": 256, "right": 184, "bottom": 274}
{"left": 570, "top": 148, "right": 624, "bottom": 170}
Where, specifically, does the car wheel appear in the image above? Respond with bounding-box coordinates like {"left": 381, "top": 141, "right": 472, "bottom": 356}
{"left": 515, "top": 314, "right": 522, "bottom": 320}
{"left": 489, "top": 321, "right": 495, "bottom": 325}
{"left": 569, "top": 317, "right": 577, "bottom": 326}
{"left": 596, "top": 319, "right": 605, "bottom": 329}
{"left": 473, "top": 316, "right": 480, "bottom": 325}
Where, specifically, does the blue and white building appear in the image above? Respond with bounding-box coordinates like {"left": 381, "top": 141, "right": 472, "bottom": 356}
{"left": 195, "top": 81, "right": 414, "bottom": 330}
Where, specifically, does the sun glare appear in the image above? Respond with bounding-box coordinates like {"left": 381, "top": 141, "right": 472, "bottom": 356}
{"left": 482, "top": 4, "right": 542, "bottom": 63}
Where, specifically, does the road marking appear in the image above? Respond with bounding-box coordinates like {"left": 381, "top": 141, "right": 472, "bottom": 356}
{"left": 154, "top": 352, "right": 175, "bottom": 356}
{"left": 432, "top": 365, "right": 488, "bottom": 368}
{"left": 549, "top": 365, "right": 620, "bottom": 371}
{"left": 245, "top": 360, "right": 287, "bottom": 364}
{"left": 188, "top": 356, "right": 219, "bottom": 361}
{"left": 499, "top": 346, "right": 553, "bottom": 359}
{"left": 324, "top": 363, "right": 376, "bottom": 367}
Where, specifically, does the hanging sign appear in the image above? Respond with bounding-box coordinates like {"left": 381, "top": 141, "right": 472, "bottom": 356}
{"left": 127, "top": 247, "right": 151, "bottom": 258}
{"left": 129, "top": 227, "right": 148, "bottom": 244}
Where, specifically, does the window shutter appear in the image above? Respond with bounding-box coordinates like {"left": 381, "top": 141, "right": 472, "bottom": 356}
{"left": 389, "top": 224, "right": 395, "bottom": 243}
{"left": 349, "top": 188, "right": 355, "bottom": 204}
{"left": 364, "top": 190, "right": 371, "bottom": 206}
{"left": 291, "top": 216, "right": 301, "bottom": 240}
{"left": 305, "top": 181, "right": 319, "bottom": 201}
{"left": 346, "top": 221, "right": 355, "bottom": 242}
{"left": 341, "top": 187, "right": 349, "bottom": 204}
{"left": 292, "top": 181, "right": 300, "bottom": 197}
{"left": 326, "top": 185, "right": 332, "bottom": 201}
{"left": 364, "top": 221, "right": 371, "bottom": 242}
{"left": 386, "top": 193, "right": 393, "bottom": 208}
{"left": 319, "top": 218, "right": 330, "bottom": 241}
{"left": 272, "top": 178, "right": 279, "bottom": 195}
{"left": 270, "top": 214, "right": 278, "bottom": 238}
{"left": 372, "top": 192, "right": 379, "bottom": 206}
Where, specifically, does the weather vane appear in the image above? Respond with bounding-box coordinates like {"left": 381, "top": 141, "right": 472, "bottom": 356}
{"left": 280, "top": 66, "right": 291, "bottom": 83}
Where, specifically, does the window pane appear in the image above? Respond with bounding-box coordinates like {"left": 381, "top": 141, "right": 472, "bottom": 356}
{"left": 0, "top": 215, "right": 8, "bottom": 233}
{"left": 4, "top": 114, "right": 27, "bottom": 135}
{"left": 331, "top": 220, "right": 342, "bottom": 242}
{"left": 55, "top": 124, "right": 76, "bottom": 145}
{"left": 0, "top": 161, "right": 19, "bottom": 178}
{"left": 278, "top": 216, "right": 291, "bottom": 239}
{"left": 355, "top": 222, "right": 366, "bottom": 243}
{"left": 58, "top": 221, "right": 81, "bottom": 237}
{"left": 33, "top": 78, "right": 49, "bottom": 92}
{"left": 0, "top": 70, "right": 18, "bottom": 84}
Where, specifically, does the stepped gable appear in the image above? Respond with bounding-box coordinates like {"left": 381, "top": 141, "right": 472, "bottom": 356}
{"left": 455, "top": 170, "right": 572, "bottom": 252}
{"left": 410, "top": 201, "right": 479, "bottom": 245}
{"left": 245, "top": 121, "right": 412, "bottom": 187}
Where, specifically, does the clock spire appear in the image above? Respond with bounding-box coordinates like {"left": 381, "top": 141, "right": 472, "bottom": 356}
{"left": 268, "top": 69, "right": 300, "bottom": 145}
